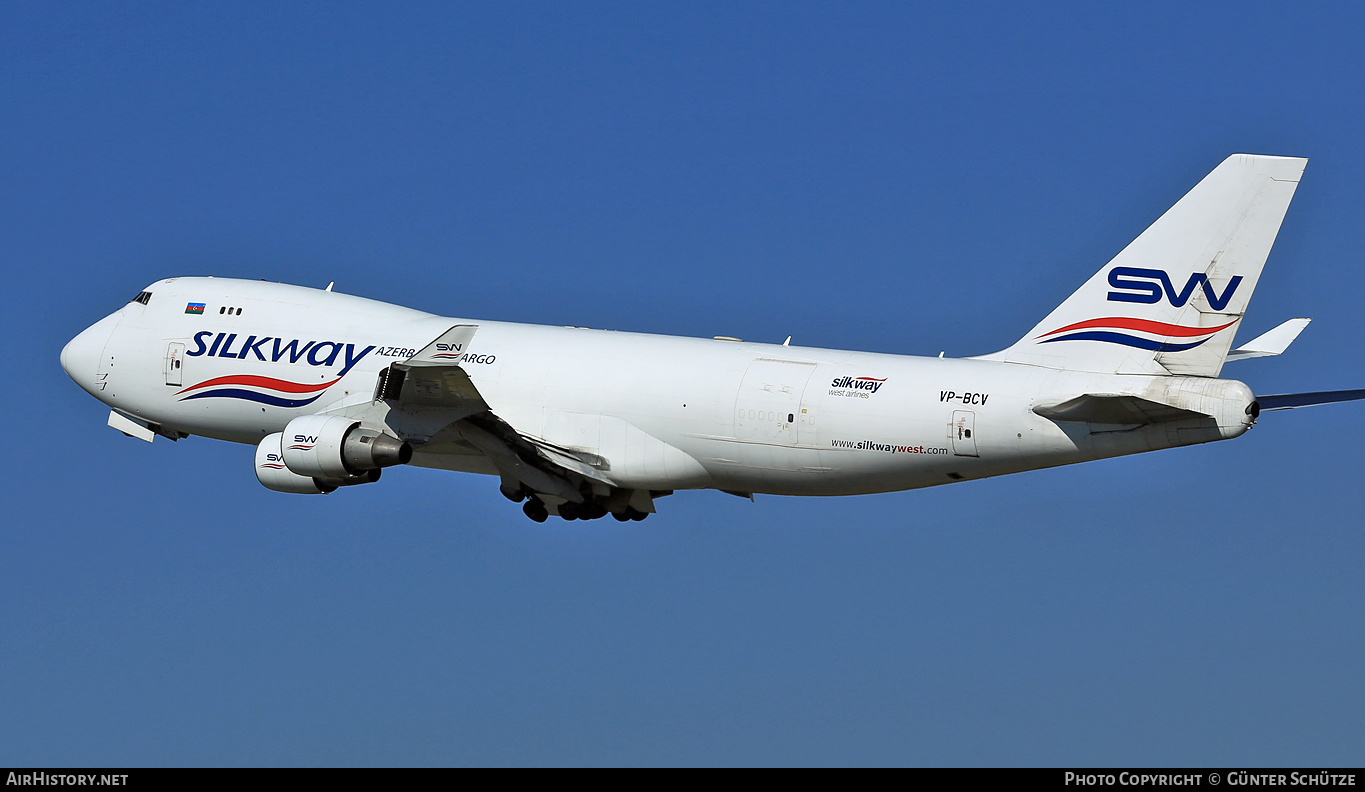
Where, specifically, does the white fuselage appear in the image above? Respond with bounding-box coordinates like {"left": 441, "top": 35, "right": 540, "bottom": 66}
{"left": 62, "top": 277, "right": 1257, "bottom": 498}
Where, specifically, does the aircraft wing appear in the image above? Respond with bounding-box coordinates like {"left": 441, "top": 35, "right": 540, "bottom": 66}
{"left": 373, "top": 325, "right": 612, "bottom": 503}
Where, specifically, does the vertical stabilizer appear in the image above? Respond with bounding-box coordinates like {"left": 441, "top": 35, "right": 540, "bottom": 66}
{"left": 979, "top": 154, "right": 1306, "bottom": 376}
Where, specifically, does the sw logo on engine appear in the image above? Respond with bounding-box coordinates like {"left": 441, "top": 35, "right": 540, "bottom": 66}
{"left": 1107, "top": 267, "right": 1243, "bottom": 310}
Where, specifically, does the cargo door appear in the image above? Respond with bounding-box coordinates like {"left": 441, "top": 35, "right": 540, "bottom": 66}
{"left": 734, "top": 359, "right": 816, "bottom": 446}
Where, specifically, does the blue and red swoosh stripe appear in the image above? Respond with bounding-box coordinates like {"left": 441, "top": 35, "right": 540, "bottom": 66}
{"left": 1037, "top": 317, "right": 1237, "bottom": 352}
{"left": 177, "top": 374, "right": 343, "bottom": 408}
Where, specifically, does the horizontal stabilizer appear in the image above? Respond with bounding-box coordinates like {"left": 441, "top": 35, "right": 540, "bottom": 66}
{"left": 1033, "top": 393, "right": 1207, "bottom": 426}
{"left": 1257, "top": 389, "right": 1365, "bottom": 411}
{"left": 1226, "top": 318, "right": 1311, "bottom": 361}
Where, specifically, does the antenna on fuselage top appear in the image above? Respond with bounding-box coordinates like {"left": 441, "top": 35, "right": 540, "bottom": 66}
{"left": 325, "top": 281, "right": 334, "bottom": 292}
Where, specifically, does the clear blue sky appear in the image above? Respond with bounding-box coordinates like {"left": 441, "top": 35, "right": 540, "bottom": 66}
{"left": 4, "top": 2, "right": 1363, "bottom": 766}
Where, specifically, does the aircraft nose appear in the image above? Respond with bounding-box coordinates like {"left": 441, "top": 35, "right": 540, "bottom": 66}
{"left": 61, "top": 312, "right": 120, "bottom": 395}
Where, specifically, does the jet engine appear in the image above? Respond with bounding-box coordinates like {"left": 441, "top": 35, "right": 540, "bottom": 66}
{"left": 255, "top": 430, "right": 398, "bottom": 494}
{"left": 256, "top": 432, "right": 333, "bottom": 494}
{"left": 279, "top": 415, "right": 412, "bottom": 478}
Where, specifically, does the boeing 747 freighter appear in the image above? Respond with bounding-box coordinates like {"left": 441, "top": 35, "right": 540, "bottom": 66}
{"left": 61, "top": 155, "right": 1364, "bottom": 521}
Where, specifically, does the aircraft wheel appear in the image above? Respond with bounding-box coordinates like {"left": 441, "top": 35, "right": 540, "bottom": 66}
{"left": 559, "top": 501, "right": 582, "bottom": 521}
{"left": 522, "top": 499, "right": 548, "bottom": 523}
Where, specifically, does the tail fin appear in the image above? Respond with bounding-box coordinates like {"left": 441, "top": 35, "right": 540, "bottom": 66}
{"left": 980, "top": 154, "right": 1306, "bottom": 376}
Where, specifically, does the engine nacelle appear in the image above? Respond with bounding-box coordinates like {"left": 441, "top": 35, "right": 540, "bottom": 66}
{"left": 256, "top": 433, "right": 390, "bottom": 494}
{"left": 256, "top": 432, "right": 335, "bottom": 494}
{"left": 315, "top": 469, "right": 382, "bottom": 490}
{"left": 280, "top": 414, "right": 412, "bottom": 478}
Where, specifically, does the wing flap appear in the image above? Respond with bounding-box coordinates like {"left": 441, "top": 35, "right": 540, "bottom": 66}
{"left": 454, "top": 417, "right": 595, "bottom": 502}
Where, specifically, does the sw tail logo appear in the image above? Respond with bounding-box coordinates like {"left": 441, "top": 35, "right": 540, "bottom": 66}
{"left": 1107, "top": 267, "right": 1243, "bottom": 310}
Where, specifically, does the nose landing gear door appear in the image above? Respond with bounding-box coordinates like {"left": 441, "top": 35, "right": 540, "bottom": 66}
{"left": 951, "top": 410, "right": 978, "bottom": 457}
{"left": 164, "top": 342, "right": 185, "bottom": 387}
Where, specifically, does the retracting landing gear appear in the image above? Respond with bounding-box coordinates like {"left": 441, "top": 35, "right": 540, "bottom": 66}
{"left": 558, "top": 500, "right": 609, "bottom": 521}
{"left": 500, "top": 475, "right": 531, "bottom": 503}
{"left": 514, "top": 486, "right": 667, "bottom": 523}
{"left": 522, "top": 498, "right": 549, "bottom": 523}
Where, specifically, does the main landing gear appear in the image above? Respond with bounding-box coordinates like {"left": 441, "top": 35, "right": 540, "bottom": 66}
{"left": 511, "top": 480, "right": 668, "bottom": 523}
{"left": 520, "top": 496, "right": 650, "bottom": 523}
{"left": 522, "top": 499, "right": 549, "bottom": 523}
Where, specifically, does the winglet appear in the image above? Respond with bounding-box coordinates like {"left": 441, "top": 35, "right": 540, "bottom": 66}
{"left": 1226, "top": 318, "right": 1311, "bottom": 361}
{"left": 374, "top": 324, "right": 484, "bottom": 409}
{"left": 406, "top": 324, "right": 478, "bottom": 367}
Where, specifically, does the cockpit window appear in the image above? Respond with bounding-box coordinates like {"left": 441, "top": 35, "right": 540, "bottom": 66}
{"left": 131, "top": 291, "right": 152, "bottom": 305}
